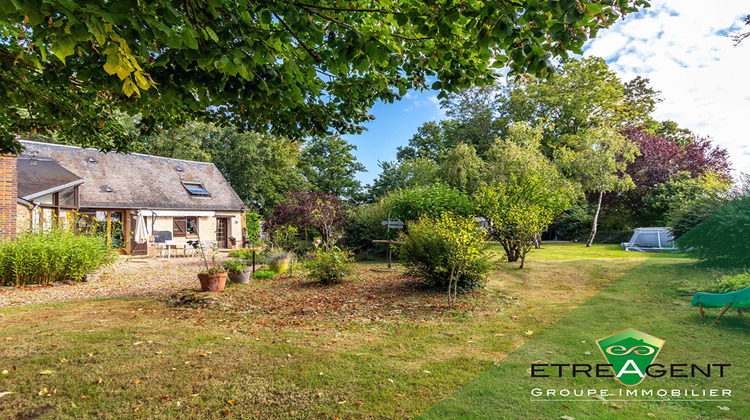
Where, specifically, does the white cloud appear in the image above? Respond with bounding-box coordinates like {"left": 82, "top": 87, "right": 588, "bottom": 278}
{"left": 402, "top": 92, "right": 443, "bottom": 115}
{"left": 584, "top": 0, "right": 750, "bottom": 177}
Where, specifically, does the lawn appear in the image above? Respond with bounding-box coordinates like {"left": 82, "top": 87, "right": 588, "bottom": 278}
{"left": 0, "top": 243, "right": 725, "bottom": 419}
{"left": 423, "top": 255, "right": 750, "bottom": 419}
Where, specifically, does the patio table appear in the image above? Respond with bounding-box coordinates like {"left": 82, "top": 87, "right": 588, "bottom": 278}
{"left": 157, "top": 241, "right": 188, "bottom": 258}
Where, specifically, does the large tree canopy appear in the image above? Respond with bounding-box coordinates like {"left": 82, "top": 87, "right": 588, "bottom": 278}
{"left": 1, "top": 0, "right": 647, "bottom": 153}
{"left": 298, "top": 135, "right": 365, "bottom": 200}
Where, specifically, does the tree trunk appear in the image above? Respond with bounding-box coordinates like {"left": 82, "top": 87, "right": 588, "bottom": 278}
{"left": 586, "top": 190, "right": 603, "bottom": 247}
{"left": 534, "top": 234, "right": 541, "bottom": 249}
{"left": 505, "top": 243, "right": 520, "bottom": 262}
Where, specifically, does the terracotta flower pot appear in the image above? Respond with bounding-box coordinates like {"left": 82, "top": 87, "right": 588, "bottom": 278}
{"left": 198, "top": 272, "right": 227, "bottom": 292}
{"left": 227, "top": 267, "right": 252, "bottom": 284}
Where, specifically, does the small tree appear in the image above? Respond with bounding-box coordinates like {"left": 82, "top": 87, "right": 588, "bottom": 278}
{"left": 478, "top": 128, "right": 575, "bottom": 268}
{"left": 272, "top": 191, "right": 346, "bottom": 245}
{"left": 555, "top": 128, "right": 637, "bottom": 247}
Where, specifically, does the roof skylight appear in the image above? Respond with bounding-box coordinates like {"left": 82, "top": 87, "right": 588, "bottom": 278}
{"left": 181, "top": 181, "right": 211, "bottom": 197}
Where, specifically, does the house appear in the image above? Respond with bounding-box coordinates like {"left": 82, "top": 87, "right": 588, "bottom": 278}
{"left": 1, "top": 140, "right": 246, "bottom": 254}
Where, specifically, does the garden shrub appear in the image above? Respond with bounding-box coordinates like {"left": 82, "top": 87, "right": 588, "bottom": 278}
{"left": 397, "top": 212, "right": 493, "bottom": 297}
{"left": 253, "top": 270, "right": 276, "bottom": 280}
{"left": 668, "top": 195, "right": 727, "bottom": 239}
{"left": 0, "top": 228, "right": 115, "bottom": 286}
{"left": 305, "top": 246, "right": 355, "bottom": 284}
{"left": 228, "top": 247, "right": 266, "bottom": 261}
{"left": 343, "top": 199, "right": 390, "bottom": 258}
{"left": 704, "top": 273, "right": 750, "bottom": 294}
{"left": 675, "top": 194, "right": 750, "bottom": 267}
{"left": 343, "top": 185, "right": 474, "bottom": 258}
{"left": 388, "top": 184, "right": 473, "bottom": 222}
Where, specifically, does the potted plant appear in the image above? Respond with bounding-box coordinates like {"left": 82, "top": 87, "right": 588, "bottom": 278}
{"left": 266, "top": 250, "right": 292, "bottom": 277}
{"left": 196, "top": 241, "right": 227, "bottom": 292}
{"left": 223, "top": 259, "right": 252, "bottom": 284}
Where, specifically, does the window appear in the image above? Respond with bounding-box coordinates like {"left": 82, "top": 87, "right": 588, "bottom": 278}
{"left": 36, "top": 186, "right": 78, "bottom": 230}
{"left": 173, "top": 217, "right": 198, "bottom": 237}
{"left": 181, "top": 181, "right": 211, "bottom": 197}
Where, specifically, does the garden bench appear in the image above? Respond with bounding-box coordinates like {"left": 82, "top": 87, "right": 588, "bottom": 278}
{"left": 692, "top": 287, "right": 750, "bottom": 324}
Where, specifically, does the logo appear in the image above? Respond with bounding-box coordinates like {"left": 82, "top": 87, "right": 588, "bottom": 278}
{"left": 596, "top": 328, "right": 665, "bottom": 386}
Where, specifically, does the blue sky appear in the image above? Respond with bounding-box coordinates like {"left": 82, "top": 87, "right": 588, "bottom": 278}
{"left": 345, "top": 1, "right": 750, "bottom": 186}
{"left": 343, "top": 90, "right": 446, "bottom": 186}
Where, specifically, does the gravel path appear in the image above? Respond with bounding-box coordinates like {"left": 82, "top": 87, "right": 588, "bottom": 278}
{"left": 0, "top": 256, "right": 217, "bottom": 308}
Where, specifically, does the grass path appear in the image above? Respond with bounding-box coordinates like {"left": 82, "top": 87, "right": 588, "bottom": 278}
{"left": 422, "top": 255, "right": 750, "bottom": 419}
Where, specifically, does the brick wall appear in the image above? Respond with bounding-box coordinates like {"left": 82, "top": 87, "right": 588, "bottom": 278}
{"left": 16, "top": 202, "right": 31, "bottom": 235}
{"left": 0, "top": 155, "right": 18, "bottom": 241}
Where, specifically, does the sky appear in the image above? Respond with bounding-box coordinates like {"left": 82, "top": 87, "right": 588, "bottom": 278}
{"left": 345, "top": 1, "right": 750, "bottom": 186}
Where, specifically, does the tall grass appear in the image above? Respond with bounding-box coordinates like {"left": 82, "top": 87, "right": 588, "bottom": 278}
{"left": 0, "top": 228, "right": 116, "bottom": 286}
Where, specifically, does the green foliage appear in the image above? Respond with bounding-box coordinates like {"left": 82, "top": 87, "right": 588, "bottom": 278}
{"left": 244, "top": 212, "right": 262, "bottom": 246}
{"left": 705, "top": 273, "right": 750, "bottom": 294}
{"left": 343, "top": 199, "right": 391, "bottom": 257}
{"left": 1, "top": 1, "right": 646, "bottom": 153}
{"left": 555, "top": 127, "right": 637, "bottom": 246}
{"left": 222, "top": 259, "right": 248, "bottom": 273}
{"left": 396, "top": 120, "right": 460, "bottom": 162}
{"left": 298, "top": 136, "right": 365, "bottom": 200}
{"left": 476, "top": 129, "right": 575, "bottom": 267}
{"left": 0, "top": 228, "right": 115, "bottom": 286}
{"left": 388, "top": 184, "right": 473, "bottom": 222}
{"left": 644, "top": 171, "right": 731, "bottom": 225}
{"left": 555, "top": 127, "right": 637, "bottom": 196}
{"left": 368, "top": 158, "right": 440, "bottom": 200}
{"left": 267, "top": 225, "right": 299, "bottom": 251}
{"left": 553, "top": 204, "right": 594, "bottom": 241}
{"left": 252, "top": 270, "right": 276, "bottom": 280}
{"left": 501, "top": 57, "right": 649, "bottom": 152}
{"left": 440, "top": 85, "right": 506, "bottom": 156}
{"left": 440, "top": 143, "right": 483, "bottom": 193}
{"left": 203, "top": 130, "right": 306, "bottom": 212}
{"left": 668, "top": 196, "right": 727, "bottom": 239}
{"left": 135, "top": 120, "right": 213, "bottom": 162}
{"left": 676, "top": 195, "right": 750, "bottom": 267}
{"left": 266, "top": 251, "right": 292, "bottom": 276}
{"left": 228, "top": 248, "right": 263, "bottom": 260}
{"left": 397, "top": 212, "right": 493, "bottom": 295}
{"left": 648, "top": 120, "right": 695, "bottom": 147}
{"left": 305, "top": 246, "right": 355, "bottom": 285}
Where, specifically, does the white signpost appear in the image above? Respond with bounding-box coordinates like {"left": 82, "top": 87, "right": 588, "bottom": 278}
{"left": 380, "top": 220, "right": 404, "bottom": 229}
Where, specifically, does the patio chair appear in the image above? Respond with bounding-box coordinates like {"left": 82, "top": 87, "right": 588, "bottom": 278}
{"left": 692, "top": 287, "right": 750, "bottom": 324}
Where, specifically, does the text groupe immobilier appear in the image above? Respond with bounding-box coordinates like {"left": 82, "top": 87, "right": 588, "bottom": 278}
{"left": 531, "top": 388, "right": 732, "bottom": 398}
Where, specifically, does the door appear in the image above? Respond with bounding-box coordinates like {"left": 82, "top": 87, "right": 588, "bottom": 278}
{"left": 216, "top": 218, "right": 228, "bottom": 248}
{"left": 130, "top": 214, "right": 148, "bottom": 255}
